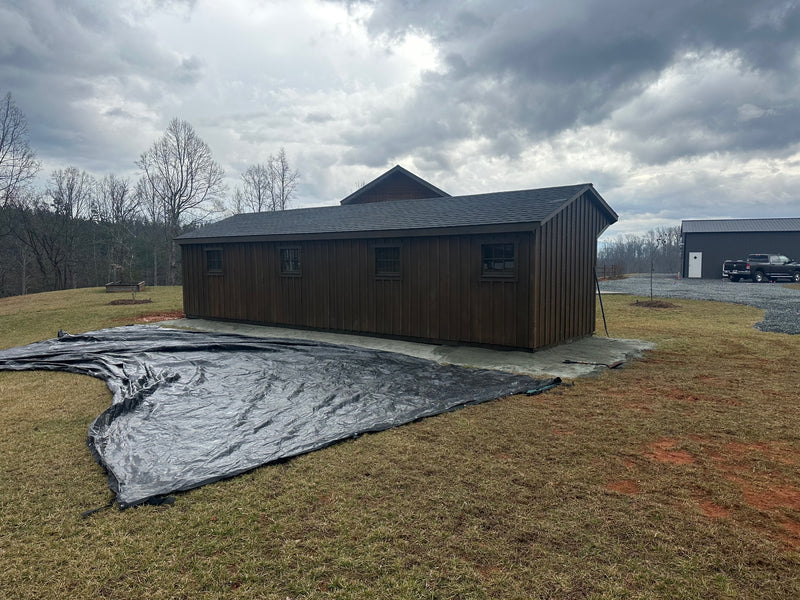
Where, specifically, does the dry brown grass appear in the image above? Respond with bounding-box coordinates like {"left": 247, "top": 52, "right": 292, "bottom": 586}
{"left": 1, "top": 288, "right": 799, "bottom": 599}
{"left": 0, "top": 286, "right": 183, "bottom": 349}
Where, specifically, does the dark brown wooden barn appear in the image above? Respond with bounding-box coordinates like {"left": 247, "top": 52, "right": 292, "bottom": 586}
{"left": 176, "top": 167, "right": 617, "bottom": 350}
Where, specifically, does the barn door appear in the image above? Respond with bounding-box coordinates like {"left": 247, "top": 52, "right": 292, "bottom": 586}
{"left": 688, "top": 252, "right": 702, "bottom": 278}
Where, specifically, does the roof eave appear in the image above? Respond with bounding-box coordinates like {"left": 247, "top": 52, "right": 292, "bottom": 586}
{"left": 175, "top": 221, "right": 541, "bottom": 245}
{"left": 538, "top": 184, "right": 619, "bottom": 227}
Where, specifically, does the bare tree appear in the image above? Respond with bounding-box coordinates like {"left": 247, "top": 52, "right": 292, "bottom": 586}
{"left": 94, "top": 174, "right": 139, "bottom": 282}
{"left": 0, "top": 189, "right": 36, "bottom": 295}
{"left": 135, "top": 175, "right": 167, "bottom": 285}
{"left": 598, "top": 225, "right": 682, "bottom": 275}
{"left": 233, "top": 163, "right": 272, "bottom": 213}
{"left": 95, "top": 174, "right": 137, "bottom": 224}
{"left": 0, "top": 92, "right": 40, "bottom": 206}
{"left": 232, "top": 148, "right": 299, "bottom": 214}
{"left": 16, "top": 168, "right": 95, "bottom": 289}
{"left": 136, "top": 175, "right": 164, "bottom": 225}
{"left": 47, "top": 166, "right": 94, "bottom": 220}
{"left": 49, "top": 167, "right": 95, "bottom": 287}
{"left": 269, "top": 147, "right": 298, "bottom": 211}
{"left": 136, "top": 118, "right": 225, "bottom": 284}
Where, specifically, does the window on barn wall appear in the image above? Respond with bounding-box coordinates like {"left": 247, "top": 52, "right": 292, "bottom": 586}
{"left": 205, "top": 248, "right": 223, "bottom": 275}
{"left": 280, "top": 247, "right": 301, "bottom": 276}
{"left": 481, "top": 243, "right": 516, "bottom": 279}
{"left": 375, "top": 246, "right": 400, "bottom": 278}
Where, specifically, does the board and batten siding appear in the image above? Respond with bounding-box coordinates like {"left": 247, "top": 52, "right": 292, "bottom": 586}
{"left": 530, "top": 190, "right": 605, "bottom": 348}
{"left": 181, "top": 189, "right": 612, "bottom": 350}
{"left": 182, "top": 232, "right": 533, "bottom": 348}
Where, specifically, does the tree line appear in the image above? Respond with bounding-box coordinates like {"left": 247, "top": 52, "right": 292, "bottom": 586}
{"left": 2, "top": 88, "right": 683, "bottom": 298}
{"left": 598, "top": 225, "right": 682, "bottom": 275}
{"left": 0, "top": 92, "right": 298, "bottom": 298}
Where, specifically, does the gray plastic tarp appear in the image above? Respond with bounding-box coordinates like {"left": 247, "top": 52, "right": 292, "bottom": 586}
{"left": 0, "top": 325, "right": 557, "bottom": 507}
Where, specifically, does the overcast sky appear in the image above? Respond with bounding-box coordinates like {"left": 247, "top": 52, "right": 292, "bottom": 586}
{"left": 2, "top": 0, "right": 799, "bottom": 238}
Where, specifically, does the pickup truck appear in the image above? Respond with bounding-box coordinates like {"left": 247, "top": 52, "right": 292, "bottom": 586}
{"left": 722, "top": 253, "right": 800, "bottom": 282}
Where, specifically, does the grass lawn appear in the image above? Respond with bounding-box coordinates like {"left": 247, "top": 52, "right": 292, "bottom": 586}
{"left": 1, "top": 286, "right": 799, "bottom": 599}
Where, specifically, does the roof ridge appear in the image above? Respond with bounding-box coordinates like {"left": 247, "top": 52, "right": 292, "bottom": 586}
{"left": 177, "top": 183, "right": 614, "bottom": 242}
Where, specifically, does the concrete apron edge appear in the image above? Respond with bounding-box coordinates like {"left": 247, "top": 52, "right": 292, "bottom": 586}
{"left": 158, "top": 318, "right": 655, "bottom": 380}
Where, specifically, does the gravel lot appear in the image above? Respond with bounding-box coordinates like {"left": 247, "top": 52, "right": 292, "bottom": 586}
{"left": 598, "top": 274, "right": 800, "bottom": 335}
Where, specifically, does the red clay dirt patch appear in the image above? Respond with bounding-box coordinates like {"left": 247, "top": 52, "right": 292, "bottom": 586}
{"left": 631, "top": 436, "right": 800, "bottom": 550}
{"left": 606, "top": 479, "right": 640, "bottom": 495}
{"left": 739, "top": 482, "right": 800, "bottom": 512}
{"left": 723, "top": 441, "right": 772, "bottom": 456}
{"left": 707, "top": 440, "right": 800, "bottom": 512}
{"left": 647, "top": 439, "right": 695, "bottom": 465}
{"left": 696, "top": 498, "right": 731, "bottom": 519}
{"left": 721, "top": 441, "right": 798, "bottom": 465}
{"left": 779, "top": 518, "right": 800, "bottom": 549}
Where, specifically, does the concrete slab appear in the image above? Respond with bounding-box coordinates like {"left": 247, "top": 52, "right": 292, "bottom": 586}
{"left": 159, "top": 318, "right": 655, "bottom": 379}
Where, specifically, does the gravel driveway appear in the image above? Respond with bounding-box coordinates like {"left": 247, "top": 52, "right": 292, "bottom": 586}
{"left": 598, "top": 274, "right": 800, "bottom": 335}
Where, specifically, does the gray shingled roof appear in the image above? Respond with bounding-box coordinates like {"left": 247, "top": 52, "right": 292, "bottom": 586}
{"left": 177, "top": 184, "right": 615, "bottom": 243}
{"left": 682, "top": 218, "right": 800, "bottom": 234}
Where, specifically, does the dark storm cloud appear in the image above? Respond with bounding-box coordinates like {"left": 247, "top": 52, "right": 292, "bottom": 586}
{"left": 2, "top": 1, "right": 160, "bottom": 78}
{"left": 0, "top": 0, "right": 203, "bottom": 170}
{"left": 337, "top": 0, "right": 800, "bottom": 166}
{"left": 616, "top": 101, "right": 800, "bottom": 166}
{"left": 1, "top": 0, "right": 797, "bottom": 227}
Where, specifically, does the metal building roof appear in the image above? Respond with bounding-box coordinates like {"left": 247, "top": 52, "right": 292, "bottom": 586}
{"left": 682, "top": 218, "right": 800, "bottom": 234}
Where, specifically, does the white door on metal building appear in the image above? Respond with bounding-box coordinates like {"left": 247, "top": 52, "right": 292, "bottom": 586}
{"left": 688, "top": 252, "right": 702, "bottom": 278}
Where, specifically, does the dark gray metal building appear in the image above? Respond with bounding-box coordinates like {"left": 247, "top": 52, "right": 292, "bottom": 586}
{"left": 681, "top": 218, "right": 800, "bottom": 279}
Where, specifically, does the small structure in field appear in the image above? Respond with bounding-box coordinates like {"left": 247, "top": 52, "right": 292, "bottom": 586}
{"left": 176, "top": 166, "right": 617, "bottom": 350}
{"left": 105, "top": 281, "right": 147, "bottom": 293}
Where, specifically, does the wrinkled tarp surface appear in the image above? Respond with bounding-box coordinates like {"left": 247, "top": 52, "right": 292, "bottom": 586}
{"left": 0, "top": 325, "right": 557, "bottom": 507}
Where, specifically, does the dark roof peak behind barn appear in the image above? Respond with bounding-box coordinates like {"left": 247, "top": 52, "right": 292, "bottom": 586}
{"left": 339, "top": 164, "right": 450, "bottom": 205}
{"left": 178, "top": 183, "right": 616, "bottom": 244}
